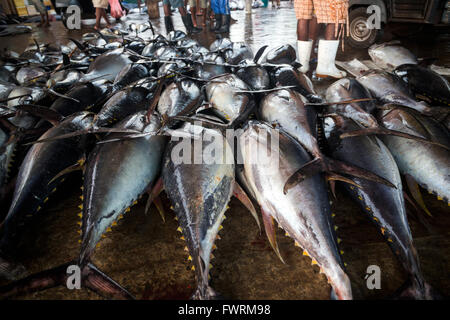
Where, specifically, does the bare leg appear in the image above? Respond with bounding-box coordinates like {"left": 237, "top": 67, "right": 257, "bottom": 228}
{"left": 190, "top": 6, "right": 198, "bottom": 27}
{"left": 37, "top": 14, "right": 45, "bottom": 27}
{"left": 101, "top": 9, "right": 112, "bottom": 28}
{"left": 308, "top": 17, "right": 318, "bottom": 58}
{"left": 324, "top": 23, "right": 336, "bottom": 40}
{"left": 308, "top": 17, "right": 318, "bottom": 41}
{"left": 95, "top": 8, "right": 102, "bottom": 30}
{"left": 178, "top": 6, "right": 187, "bottom": 16}
{"left": 297, "top": 19, "right": 309, "bottom": 41}
{"left": 163, "top": 4, "right": 171, "bottom": 16}
{"left": 201, "top": 7, "right": 206, "bottom": 26}
{"left": 44, "top": 11, "right": 50, "bottom": 26}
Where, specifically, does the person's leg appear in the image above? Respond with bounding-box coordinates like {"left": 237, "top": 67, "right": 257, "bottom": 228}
{"left": 297, "top": 19, "right": 309, "bottom": 41}
{"left": 210, "top": 0, "right": 222, "bottom": 31}
{"left": 163, "top": 3, "right": 171, "bottom": 16}
{"left": 314, "top": 0, "right": 345, "bottom": 78}
{"left": 101, "top": 9, "right": 111, "bottom": 28}
{"left": 179, "top": 3, "right": 202, "bottom": 33}
{"left": 163, "top": 3, "right": 174, "bottom": 33}
{"left": 188, "top": 0, "right": 200, "bottom": 27}
{"left": 37, "top": 13, "right": 45, "bottom": 27}
{"left": 199, "top": 0, "right": 206, "bottom": 26}
{"left": 308, "top": 16, "right": 318, "bottom": 40}
{"left": 216, "top": 0, "right": 230, "bottom": 33}
{"left": 44, "top": 10, "right": 50, "bottom": 26}
{"left": 294, "top": 0, "right": 314, "bottom": 73}
{"left": 95, "top": 8, "right": 102, "bottom": 29}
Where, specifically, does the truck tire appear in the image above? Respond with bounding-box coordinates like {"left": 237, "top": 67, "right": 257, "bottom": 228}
{"left": 347, "top": 7, "right": 380, "bottom": 49}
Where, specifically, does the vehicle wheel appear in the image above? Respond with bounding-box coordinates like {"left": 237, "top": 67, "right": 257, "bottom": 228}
{"left": 346, "top": 7, "right": 380, "bottom": 49}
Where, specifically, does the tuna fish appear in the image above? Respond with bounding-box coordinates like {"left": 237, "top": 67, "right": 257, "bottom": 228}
{"left": 162, "top": 122, "right": 235, "bottom": 299}
{"left": 79, "top": 111, "right": 167, "bottom": 265}
{"left": 0, "top": 112, "right": 93, "bottom": 280}
{"left": 323, "top": 114, "right": 436, "bottom": 299}
{"left": 271, "top": 65, "right": 322, "bottom": 103}
{"left": 0, "top": 111, "right": 167, "bottom": 299}
{"left": 357, "top": 70, "right": 433, "bottom": 115}
{"left": 157, "top": 79, "right": 202, "bottom": 119}
{"left": 204, "top": 73, "right": 255, "bottom": 125}
{"left": 162, "top": 119, "right": 258, "bottom": 299}
{"left": 394, "top": 64, "right": 450, "bottom": 107}
{"left": 264, "top": 44, "right": 297, "bottom": 65}
{"left": 325, "top": 78, "right": 441, "bottom": 144}
{"left": 94, "top": 82, "right": 157, "bottom": 127}
{"left": 239, "top": 121, "right": 352, "bottom": 300}
{"left": 376, "top": 107, "right": 450, "bottom": 206}
{"left": 368, "top": 41, "right": 417, "bottom": 71}
{"left": 80, "top": 48, "right": 133, "bottom": 83}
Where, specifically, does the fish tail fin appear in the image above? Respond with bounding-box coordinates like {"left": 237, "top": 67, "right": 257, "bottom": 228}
{"left": 392, "top": 277, "right": 442, "bottom": 300}
{"left": 283, "top": 156, "right": 395, "bottom": 194}
{"left": 0, "top": 260, "right": 134, "bottom": 300}
{"left": 191, "top": 285, "right": 224, "bottom": 300}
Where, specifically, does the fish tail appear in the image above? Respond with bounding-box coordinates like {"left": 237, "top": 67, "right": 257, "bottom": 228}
{"left": 191, "top": 285, "right": 223, "bottom": 300}
{"left": 0, "top": 260, "right": 134, "bottom": 300}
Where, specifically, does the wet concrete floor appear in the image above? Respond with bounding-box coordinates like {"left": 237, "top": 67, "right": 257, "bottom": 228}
{"left": 0, "top": 4, "right": 449, "bottom": 300}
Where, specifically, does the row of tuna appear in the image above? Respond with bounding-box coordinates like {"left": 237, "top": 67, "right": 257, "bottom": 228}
{"left": 0, "top": 27, "right": 448, "bottom": 300}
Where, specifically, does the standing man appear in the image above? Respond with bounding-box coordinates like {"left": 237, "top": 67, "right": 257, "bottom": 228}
{"left": 294, "top": 0, "right": 347, "bottom": 78}
{"left": 163, "top": 0, "right": 202, "bottom": 35}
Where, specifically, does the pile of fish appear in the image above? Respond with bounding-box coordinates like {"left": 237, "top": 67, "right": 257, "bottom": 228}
{"left": 0, "top": 28, "right": 448, "bottom": 300}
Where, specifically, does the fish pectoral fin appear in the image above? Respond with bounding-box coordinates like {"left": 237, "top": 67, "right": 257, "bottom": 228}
{"left": 171, "top": 115, "right": 230, "bottom": 131}
{"left": 0, "top": 259, "right": 135, "bottom": 300}
{"left": 68, "top": 38, "right": 87, "bottom": 51}
{"left": 327, "top": 158, "right": 396, "bottom": 189}
{"left": 340, "top": 127, "right": 450, "bottom": 151}
{"left": 327, "top": 173, "right": 362, "bottom": 194}
{"left": 48, "top": 156, "right": 86, "bottom": 185}
{"left": 305, "top": 98, "right": 374, "bottom": 107}
{"left": 233, "top": 182, "right": 261, "bottom": 233}
{"left": 261, "top": 209, "right": 285, "bottom": 264}
{"left": 405, "top": 174, "right": 433, "bottom": 217}
{"left": 13, "top": 104, "right": 64, "bottom": 126}
{"left": 283, "top": 158, "right": 323, "bottom": 194}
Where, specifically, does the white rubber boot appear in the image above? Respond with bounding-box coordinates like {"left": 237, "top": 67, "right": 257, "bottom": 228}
{"left": 316, "top": 40, "right": 346, "bottom": 79}
{"left": 297, "top": 40, "right": 313, "bottom": 73}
